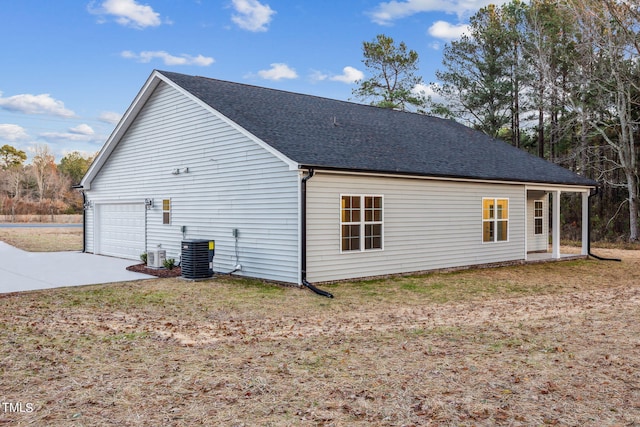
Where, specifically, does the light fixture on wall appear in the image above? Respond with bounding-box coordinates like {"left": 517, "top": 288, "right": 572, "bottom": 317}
{"left": 145, "top": 198, "right": 154, "bottom": 209}
{"left": 170, "top": 167, "right": 190, "bottom": 175}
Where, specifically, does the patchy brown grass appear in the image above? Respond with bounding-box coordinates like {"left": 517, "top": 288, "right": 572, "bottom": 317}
{"left": 1, "top": 248, "right": 639, "bottom": 426}
{"left": 0, "top": 227, "right": 83, "bottom": 252}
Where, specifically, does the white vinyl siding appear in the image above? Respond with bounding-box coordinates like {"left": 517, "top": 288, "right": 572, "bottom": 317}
{"left": 306, "top": 173, "right": 526, "bottom": 283}
{"left": 85, "top": 81, "right": 299, "bottom": 283}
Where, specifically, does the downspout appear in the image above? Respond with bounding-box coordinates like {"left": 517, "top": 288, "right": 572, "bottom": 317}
{"left": 301, "top": 168, "right": 334, "bottom": 298}
{"left": 72, "top": 185, "right": 86, "bottom": 253}
{"left": 588, "top": 186, "right": 621, "bottom": 262}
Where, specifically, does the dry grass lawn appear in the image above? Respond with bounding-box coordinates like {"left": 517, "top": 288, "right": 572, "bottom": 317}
{"left": 0, "top": 230, "right": 639, "bottom": 426}
{"left": 0, "top": 227, "right": 83, "bottom": 252}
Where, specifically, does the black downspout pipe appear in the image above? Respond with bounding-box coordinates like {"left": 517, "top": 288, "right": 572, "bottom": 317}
{"left": 81, "top": 191, "right": 86, "bottom": 253}
{"left": 72, "top": 185, "right": 86, "bottom": 253}
{"left": 588, "top": 187, "right": 622, "bottom": 262}
{"left": 301, "top": 169, "right": 334, "bottom": 298}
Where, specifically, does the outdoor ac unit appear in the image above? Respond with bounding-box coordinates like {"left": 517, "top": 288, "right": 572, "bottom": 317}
{"left": 147, "top": 249, "right": 166, "bottom": 268}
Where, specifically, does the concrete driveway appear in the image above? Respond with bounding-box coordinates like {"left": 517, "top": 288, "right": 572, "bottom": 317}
{"left": 0, "top": 241, "right": 154, "bottom": 294}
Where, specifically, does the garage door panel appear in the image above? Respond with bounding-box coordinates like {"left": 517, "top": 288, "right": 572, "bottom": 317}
{"left": 97, "top": 203, "right": 145, "bottom": 259}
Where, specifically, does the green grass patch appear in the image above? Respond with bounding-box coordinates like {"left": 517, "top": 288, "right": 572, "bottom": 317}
{"left": 230, "top": 277, "right": 288, "bottom": 296}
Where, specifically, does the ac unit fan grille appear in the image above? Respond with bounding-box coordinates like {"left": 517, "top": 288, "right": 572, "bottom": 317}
{"left": 181, "top": 240, "right": 213, "bottom": 279}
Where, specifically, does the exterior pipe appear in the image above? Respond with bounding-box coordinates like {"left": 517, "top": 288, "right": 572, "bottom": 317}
{"left": 301, "top": 168, "right": 334, "bottom": 298}
{"left": 588, "top": 187, "right": 622, "bottom": 262}
{"left": 302, "top": 279, "right": 334, "bottom": 298}
{"left": 72, "top": 185, "right": 86, "bottom": 253}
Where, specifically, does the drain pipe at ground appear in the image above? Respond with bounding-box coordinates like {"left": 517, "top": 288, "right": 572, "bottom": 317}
{"left": 588, "top": 187, "right": 622, "bottom": 262}
{"left": 301, "top": 168, "right": 334, "bottom": 298}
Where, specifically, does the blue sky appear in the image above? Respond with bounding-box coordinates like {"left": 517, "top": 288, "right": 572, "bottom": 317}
{"left": 0, "top": 0, "right": 506, "bottom": 161}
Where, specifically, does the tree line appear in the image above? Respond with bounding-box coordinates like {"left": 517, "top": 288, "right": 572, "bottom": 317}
{"left": 0, "top": 144, "right": 95, "bottom": 219}
{"left": 353, "top": 0, "right": 640, "bottom": 242}
{"left": 2, "top": 0, "right": 638, "bottom": 240}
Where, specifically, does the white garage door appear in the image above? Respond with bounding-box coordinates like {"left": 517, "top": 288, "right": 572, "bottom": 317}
{"left": 96, "top": 203, "right": 145, "bottom": 260}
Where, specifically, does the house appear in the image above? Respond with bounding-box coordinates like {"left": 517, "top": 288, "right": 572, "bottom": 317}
{"left": 79, "top": 70, "right": 597, "bottom": 286}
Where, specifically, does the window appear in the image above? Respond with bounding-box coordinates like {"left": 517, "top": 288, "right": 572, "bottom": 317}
{"left": 162, "top": 199, "right": 171, "bottom": 225}
{"left": 534, "top": 200, "right": 543, "bottom": 235}
{"left": 341, "top": 196, "right": 360, "bottom": 251}
{"left": 341, "top": 195, "right": 383, "bottom": 252}
{"left": 482, "top": 198, "right": 508, "bottom": 242}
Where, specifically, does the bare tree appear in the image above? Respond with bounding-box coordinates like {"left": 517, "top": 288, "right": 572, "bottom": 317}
{"left": 30, "top": 144, "right": 57, "bottom": 203}
{"left": 523, "top": 0, "right": 580, "bottom": 160}
{"left": 565, "top": 0, "right": 640, "bottom": 241}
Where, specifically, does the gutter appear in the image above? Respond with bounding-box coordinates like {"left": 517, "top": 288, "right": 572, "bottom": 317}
{"left": 300, "top": 169, "right": 334, "bottom": 298}
{"left": 297, "top": 164, "right": 597, "bottom": 189}
{"left": 588, "top": 186, "right": 621, "bottom": 262}
{"left": 72, "top": 184, "right": 86, "bottom": 253}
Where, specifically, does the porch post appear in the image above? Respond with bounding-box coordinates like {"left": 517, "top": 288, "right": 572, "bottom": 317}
{"left": 552, "top": 190, "right": 561, "bottom": 259}
{"left": 582, "top": 191, "right": 589, "bottom": 256}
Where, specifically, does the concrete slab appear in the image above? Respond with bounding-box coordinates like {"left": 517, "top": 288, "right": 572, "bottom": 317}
{"left": 0, "top": 242, "right": 154, "bottom": 294}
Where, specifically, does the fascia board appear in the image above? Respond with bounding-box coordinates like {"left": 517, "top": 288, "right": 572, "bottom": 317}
{"left": 80, "top": 70, "right": 164, "bottom": 190}
{"left": 301, "top": 167, "right": 596, "bottom": 191}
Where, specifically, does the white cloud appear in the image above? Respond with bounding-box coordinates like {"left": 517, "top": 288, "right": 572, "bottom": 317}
{"left": 428, "top": 20, "right": 469, "bottom": 40}
{"left": 40, "top": 132, "right": 88, "bottom": 142}
{"left": 231, "top": 0, "right": 275, "bottom": 32}
{"left": 69, "top": 124, "right": 95, "bottom": 136}
{"left": 413, "top": 82, "right": 446, "bottom": 104}
{"left": 121, "top": 50, "right": 214, "bottom": 66}
{"left": 310, "top": 70, "right": 329, "bottom": 82}
{"left": 369, "top": 0, "right": 510, "bottom": 25}
{"left": 0, "top": 124, "right": 29, "bottom": 141}
{"left": 0, "top": 92, "right": 75, "bottom": 118}
{"left": 89, "top": 0, "right": 162, "bottom": 29}
{"left": 412, "top": 83, "right": 432, "bottom": 97}
{"left": 39, "top": 124, "right": 98, "bottom": 142}
{"left": 257, "top": 63, "right": 298, "bottom": 81}
{"left": 330, "top": 66, "right": 364, "bottom": 84}
{"left": 99, "top": 111, "right": 122, "bottom": 124}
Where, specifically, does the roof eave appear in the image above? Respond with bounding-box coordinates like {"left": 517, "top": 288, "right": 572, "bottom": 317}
{"left": 297, "top": 164, "right": 597, "bottom": 189}
{"left": 80, "top": 70, "right": 167, "bottom": 190}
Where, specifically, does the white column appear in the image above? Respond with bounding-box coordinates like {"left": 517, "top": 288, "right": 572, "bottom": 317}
{"left": 552, "top": 190, "right": 561, "bottom": 259}
{"left": 582, "top": 191, "right": 589, "bottom": 256}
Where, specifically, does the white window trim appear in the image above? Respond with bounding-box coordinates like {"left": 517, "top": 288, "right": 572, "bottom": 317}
{"left": 162, "top": 198, "right": 171, "bottom": 225}
{"left": 534, "top": 199, "right": 544, "bottom": 236}
{"left": 482, "top": 197, "right": 510, "bottom": 244}
{"left": 340, "top": 194, "right": 384, "bottom": 253}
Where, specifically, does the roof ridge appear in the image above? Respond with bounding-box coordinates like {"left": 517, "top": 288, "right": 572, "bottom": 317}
{"left": 156, "top": 69, "right": 439, "bottom": 120}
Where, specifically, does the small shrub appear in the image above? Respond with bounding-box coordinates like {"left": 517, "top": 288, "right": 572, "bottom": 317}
{"left": 140, "top": 252, "right": 147, "bottom": 264}
{"left": 163, "top": 258, "right": 176, "bottom": 270}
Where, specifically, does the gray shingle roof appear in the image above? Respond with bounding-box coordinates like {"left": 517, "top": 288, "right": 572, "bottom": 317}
{"left": 160, "top": 70, "right": 596, "bottom": 187}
